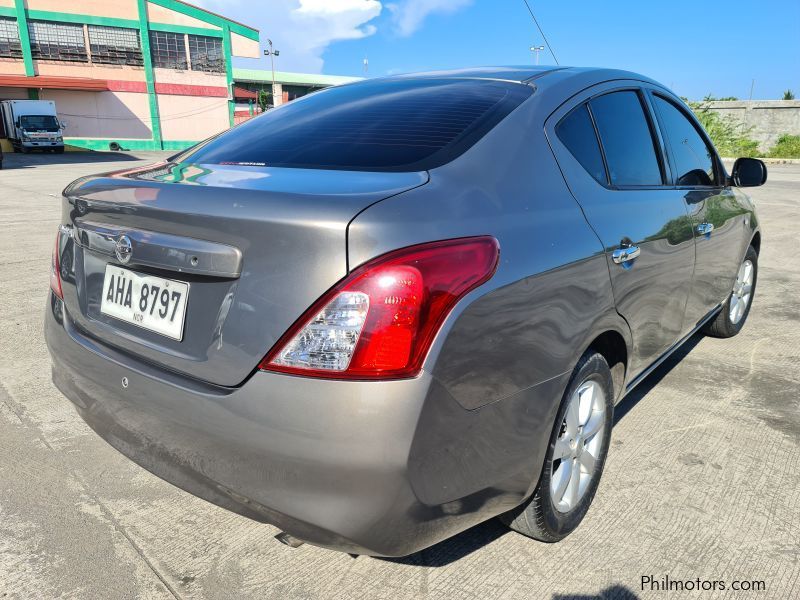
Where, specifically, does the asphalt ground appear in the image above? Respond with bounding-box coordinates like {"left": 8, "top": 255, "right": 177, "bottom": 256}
{"left": 1, "top": 151, "right": 798, "bottom": 599}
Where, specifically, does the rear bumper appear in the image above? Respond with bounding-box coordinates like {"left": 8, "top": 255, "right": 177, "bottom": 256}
{"left": 45, "top": 292, "right": 564, "bottom": 556}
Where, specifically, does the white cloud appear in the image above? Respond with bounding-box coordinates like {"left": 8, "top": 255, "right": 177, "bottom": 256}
{"left": 191, "top": 0, "right": 471, "bottom": 71}
{"left": 193, "top": 0, "right": 382, "bottom": 72}
{"left": 387, "top": 0, "right": 472, "bottom": 37}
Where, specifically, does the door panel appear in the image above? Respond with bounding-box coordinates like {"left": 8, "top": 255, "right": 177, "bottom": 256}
{"left": 683, "top": 189, "right": 750, "bottom": 327}
{"left": 648, "top": 93, "right": 749, "bottom": 329}
{"left": 546, "top": 84, "right": 695, "bottom": 379}
{"left": 572, "top": 190, "right": 694, "bottom": 377}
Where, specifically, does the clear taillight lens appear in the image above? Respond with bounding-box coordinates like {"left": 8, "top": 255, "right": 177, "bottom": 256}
{"left": 260, "top": 236, "right": 499, "bottom": 380}
{"left": 50, "top": 230, "right": 63, "bottom": 299}
{"left": 269, "top": 291, "right": 370, "bottom": 371}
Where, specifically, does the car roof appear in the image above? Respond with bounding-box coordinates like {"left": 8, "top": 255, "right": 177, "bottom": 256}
{"left": 376, "top": 66, "right": 665, "bottom": 90}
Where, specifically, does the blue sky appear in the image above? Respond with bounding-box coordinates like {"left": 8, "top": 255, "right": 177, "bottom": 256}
{"left": 198, "top": 0, "right": 800, "bottom": 100}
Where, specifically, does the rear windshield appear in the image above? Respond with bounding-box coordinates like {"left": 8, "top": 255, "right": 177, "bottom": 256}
{"left": 181, "top": 79, "right": 532, "bottom": 172}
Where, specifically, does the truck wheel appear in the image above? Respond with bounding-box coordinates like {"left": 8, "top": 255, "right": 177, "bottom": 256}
{"left": 500, "top": 351, "right": 614, "bottom": 542}
{"left": 20, "top": 145, "right": 30, "bottom": 154}
{"left": 55, "top": 147, "right": 65, "bottom": 154}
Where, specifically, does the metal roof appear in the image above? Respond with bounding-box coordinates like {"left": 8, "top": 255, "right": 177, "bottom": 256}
{"left": 233, "top": 69, "right": 363, "bottom": 87}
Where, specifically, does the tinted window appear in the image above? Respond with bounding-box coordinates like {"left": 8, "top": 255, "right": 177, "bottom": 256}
{"left": 182, "top": 79, "right": 532, "bottom": 172}
{"left": 653, "top": 95, "right": 716, "bottom": 186}
{"left": 590, "top": 91, "right": 662, "bottom": 186}
{"left": 556, "top": 104, "right": 606, "bottom": 184}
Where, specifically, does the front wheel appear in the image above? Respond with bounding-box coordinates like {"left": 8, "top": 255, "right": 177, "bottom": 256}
{"left": 501, "top": 351, "right": 614, "bottom": 542}
{"left": 703, "top": 245, "right": 758, "bottom": 338}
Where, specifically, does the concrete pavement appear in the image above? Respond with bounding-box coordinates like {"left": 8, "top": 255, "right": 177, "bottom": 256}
{"left": 1, "top": 152, "right": 798, "bottom": 599}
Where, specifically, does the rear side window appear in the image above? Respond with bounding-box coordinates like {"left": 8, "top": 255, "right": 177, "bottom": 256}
{"left": 652, "top": 95, "right": 717, "bottom": 186}
{"left": 590, "top": 91, "right": 662, "bottom": 186}
{"left": 182, "top": 79, "right": 532, "bottom": 172}
{"left": 556, "top": 104, "right": 606, "bottom": 185}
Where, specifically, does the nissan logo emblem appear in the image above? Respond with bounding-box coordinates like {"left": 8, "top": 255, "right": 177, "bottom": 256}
{"left": 115, "top": 235, "right": 133, "bottom": 264}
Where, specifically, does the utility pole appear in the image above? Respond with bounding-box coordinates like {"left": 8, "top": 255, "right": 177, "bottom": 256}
{"left": 749, "top": 79, "right": 755, "bottom": 101}
{"left": 264, "top": 39, "right": 281, "bottom": 107}
{"left": 530, "top": 45, "right": 544, "bottom": 65}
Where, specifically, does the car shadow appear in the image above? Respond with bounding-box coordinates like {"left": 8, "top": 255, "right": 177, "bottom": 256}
{"left": 383, "top": 333, "right": 705, "bottom": 568}
{"left": 552, "top": 585, "right": 641, "bottom": 599}
{"left": 2, "top": 151, "right": 149, "bottom": 169}
{"left": 379, "top": 518, "right": 509, "bottom": 567}
{"left": 613, "top": 332, "right": 704, "bottom": 425}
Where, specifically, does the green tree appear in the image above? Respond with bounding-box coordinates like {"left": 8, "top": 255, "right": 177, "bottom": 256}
{"left": 257, "top": 89, "right": 272, "bottom": 112}
{"left": 783, "top": 89, "right": 795, "bottom": 100}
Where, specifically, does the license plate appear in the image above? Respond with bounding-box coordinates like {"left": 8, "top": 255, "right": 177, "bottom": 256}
{"left": 100, "top": 265, "right": 189, "bottom": 341}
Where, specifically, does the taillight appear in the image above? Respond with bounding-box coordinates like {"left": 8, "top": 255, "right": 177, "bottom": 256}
{"left": 260, "top": 236, "right": 500, "bottom": 380}
{"left": 50, "top": 230, "right": 63, "bottom": 299}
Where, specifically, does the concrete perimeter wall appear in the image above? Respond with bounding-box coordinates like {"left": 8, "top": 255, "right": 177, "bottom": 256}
{"left": 703, "top": 100, "right": 800, "bottom": 151}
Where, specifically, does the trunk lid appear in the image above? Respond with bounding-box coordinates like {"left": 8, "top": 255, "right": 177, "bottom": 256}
{"left": 60, "top": 161, "right": 427, "bottom": 387}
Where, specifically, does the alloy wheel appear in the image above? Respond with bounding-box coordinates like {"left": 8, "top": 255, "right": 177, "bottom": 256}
{"left": 729, "top": 259, "right": 754, "bottom": 325}
{"left": 550, "top": 380, "right": 606, "bottom": 513}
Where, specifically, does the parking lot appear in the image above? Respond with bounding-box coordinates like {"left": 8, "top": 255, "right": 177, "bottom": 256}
{"left": 1, "top": 152, "right": 798, "bottom": 599}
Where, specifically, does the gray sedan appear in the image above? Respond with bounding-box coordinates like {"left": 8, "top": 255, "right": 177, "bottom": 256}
{"left": 45, "top": 66, "right": 765, "bottom": 556}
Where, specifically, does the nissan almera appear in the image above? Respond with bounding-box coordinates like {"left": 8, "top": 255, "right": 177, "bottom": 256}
{"left": 45, "top": 67, "right": 765, "bottom": 556}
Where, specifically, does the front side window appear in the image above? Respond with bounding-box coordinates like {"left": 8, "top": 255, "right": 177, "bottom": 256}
{"left": 149, "top": 31, "right": 187, "bottom": 70}
{"left": 590, "top": 90, "right": 662, "bottom": 186}
{"left": 29, "top": 21, "right": 87, "bottom": 62}
{"left": 188, "top": 35, "right": 223, "bottom": 73}
{"left": 556, "top": 104, "right": 607, "bottom": 185}
{"left": 0, "top": 17, "right": 22, "bottom": 59}
{"left": 652, "top": 95, "right": 717, "bottom": 186}
{"left": 88, "top": 25, "right": 143, "bottom": 66}
{"left": 181, "top": 79, "right": 532, "bottom": 172}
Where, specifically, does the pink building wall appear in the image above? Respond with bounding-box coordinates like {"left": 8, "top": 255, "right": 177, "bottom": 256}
{"left": 26, "top": 0, "right": 139, "bottom": 20}
{"left": 158, "top": 94, "right": 228, "bottom": 140}
{"left": 0, "top": 86, "right": 28, "bottom": 99}
{"left": 0, "top": 0, "right": 259, "bottom": 147}
{"left": 41, "top": 89, "right": 153, "bottom": 139}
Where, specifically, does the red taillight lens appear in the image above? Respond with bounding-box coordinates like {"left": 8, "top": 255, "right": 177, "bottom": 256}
{"left": 260, "top": 236, "right": 500, "bottom": 380}
{"left": 50, "top": 230, "right": 63, "bottom": 299}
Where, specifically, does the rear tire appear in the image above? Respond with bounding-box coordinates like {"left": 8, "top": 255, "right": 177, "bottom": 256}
{"left": 501, "top": 351, "right": 614, "bottom": 542}
{"left": 703, "top": 245, "right": 758, "bottom": 338}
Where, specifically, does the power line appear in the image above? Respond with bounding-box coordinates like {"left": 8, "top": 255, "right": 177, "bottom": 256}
{"left": 521, "top": 0, "right": 559, "bottom": 65}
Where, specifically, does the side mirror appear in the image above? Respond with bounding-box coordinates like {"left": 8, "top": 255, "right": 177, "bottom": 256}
{"left": 60, "top": 121, "right": 68, "bottom": 129}
{"left": 731, "top": 157, "right": 767, "bottom": 187}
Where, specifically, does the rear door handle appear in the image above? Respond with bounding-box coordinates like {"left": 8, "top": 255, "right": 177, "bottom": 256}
{"left": 612, "top": 245, "right": 641, "bottom": 264}
{"left": 697, "top": 222, "right": 715, "bottom": 235}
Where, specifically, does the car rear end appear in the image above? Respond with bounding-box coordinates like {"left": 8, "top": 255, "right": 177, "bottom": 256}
{"left": 45, "top": 75, "right": 541, "bottom": 556}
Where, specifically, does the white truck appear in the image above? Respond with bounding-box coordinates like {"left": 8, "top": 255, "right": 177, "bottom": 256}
{"left": 0, "top": 100, "right": 65, "bottom": 153}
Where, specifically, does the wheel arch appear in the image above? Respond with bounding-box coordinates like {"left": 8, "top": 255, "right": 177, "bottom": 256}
{"left": 573, "top": 312, "right": 632, "bottom": 402}
{"left": 750, "top": 230, "right": 761, "bottom": 255}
